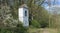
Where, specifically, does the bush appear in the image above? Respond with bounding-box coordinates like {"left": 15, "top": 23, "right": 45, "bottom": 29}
{"left": 30, "top": 19, "right": 48, "bottom": 28}
{"left": 0, "top": 23, "right": 28, "bottom": 33}
{"left": 0, "top": 28, "right": 12, "bottom": 33}
{"left": 31, "top": 20, "right": 40, "bottom": 28}
{"left": 16, "top": 23, "right": 28, "bottom": 33}
{"left": 39, "top": 21, "right": 48, "bottom": 28}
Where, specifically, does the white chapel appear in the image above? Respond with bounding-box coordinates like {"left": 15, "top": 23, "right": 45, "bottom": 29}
{"left": 18, "top": 4, "right": 29, "bottom": 27}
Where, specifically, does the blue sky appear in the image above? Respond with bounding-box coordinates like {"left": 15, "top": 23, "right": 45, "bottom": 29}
{"left": 42, "top": 0, "right": 60, "bottom": 9}
{"left": 42, "top": 0, "right": 60, "bottom": 14}
{"left": 54, "top": 0, "right": 60, "bottom": 5}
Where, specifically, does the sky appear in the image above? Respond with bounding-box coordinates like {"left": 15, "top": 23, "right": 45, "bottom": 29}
{"left": 42, "top": 0, "right": 60, "bottom": 9}
{"left": 42, "top": 0, "right": 60, "bottom": 14}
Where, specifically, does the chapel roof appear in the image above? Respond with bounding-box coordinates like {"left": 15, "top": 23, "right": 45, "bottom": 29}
{"left": 20, "top": 4, "right": 28, "bottom": 8}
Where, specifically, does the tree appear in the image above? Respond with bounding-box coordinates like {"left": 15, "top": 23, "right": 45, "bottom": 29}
{"left": 26, "top": 0, "right": 49, "bottom": 28}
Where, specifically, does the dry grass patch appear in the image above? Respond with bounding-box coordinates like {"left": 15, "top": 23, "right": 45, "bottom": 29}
{"left": 28, "top": 28, "right": 58, "bottom": 33}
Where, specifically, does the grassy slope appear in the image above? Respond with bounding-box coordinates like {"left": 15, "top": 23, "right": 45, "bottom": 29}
{"left": 28, "top": 28, "right": 60, "bottom": 33}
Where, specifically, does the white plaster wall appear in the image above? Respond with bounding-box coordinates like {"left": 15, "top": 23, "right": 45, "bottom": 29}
{"left": 19, "top": 8, "right": 24, "bottom": 17}
{"left": 23, "top": 17, "right": 29, "bottom": 27}
{"left": 23, "top": 8, "right": 29, "bottom": 27}
{"left": 18, "top": 8, "right": 29, "bottom": 27}
{"left": 18, "top": 8, "right": 24, "bottom": 23}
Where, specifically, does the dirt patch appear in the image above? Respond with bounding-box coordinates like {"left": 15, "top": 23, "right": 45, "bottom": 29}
{"left": 28, "top": 28, "right": 58, "bottom": 33}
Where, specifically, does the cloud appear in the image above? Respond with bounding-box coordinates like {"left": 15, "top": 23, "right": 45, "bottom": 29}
{"left": 42, "top": 0, "right": 60, "bottom": 10}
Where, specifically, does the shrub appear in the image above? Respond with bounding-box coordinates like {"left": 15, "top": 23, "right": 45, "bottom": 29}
{"left": 31, "top": 20, "right": 40, "bottom": 28}
{"left": 39, "top": 21, "right": 48, "bottom": 28}
{"left": 30, "top": 19, "right": 48, "bottom": 28}
{"left": 0, "top": 28, "right": 12, "bottom": 33}
{"left": 0, "top": 23, "right": 28, "bottom": 33}
{"left": 15, "top": 23, "right": 28, "bottom": 33}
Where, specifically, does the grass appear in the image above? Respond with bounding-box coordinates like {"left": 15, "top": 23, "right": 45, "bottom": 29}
{"left": 28, "top": 28, "right": 60, "bottom": 33}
